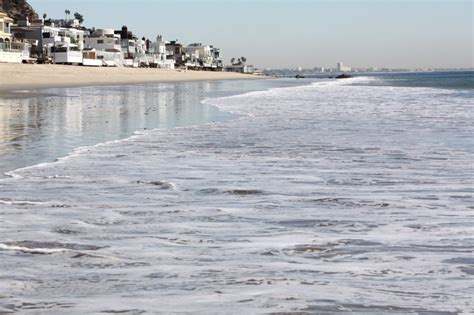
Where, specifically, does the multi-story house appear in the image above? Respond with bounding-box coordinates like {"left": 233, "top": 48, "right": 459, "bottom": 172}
{"left": 0, "top": 12, "right": 30, "bottom": 63}
{"left": 165, "top": 40, "right": 185, "bottom": 69}
{"left": 84, "top": 28, "right": 122, "bottom": 66}
{"left": 148, "top": 35, "right": 174, "bottom": 69}
{"left": 12, "top": 18, "right": 83, "bottom": 64}
{"left": 0, "top": 11, "right": 13, "bottom": 50}
{"left": 115, "top": 25, "right": 137, "bottom": 65}
{"left": 41, "top": 24, "right": 84, "bottom": 64}
{"left": 184, "top": 43, "right": 223, "bottom": 71}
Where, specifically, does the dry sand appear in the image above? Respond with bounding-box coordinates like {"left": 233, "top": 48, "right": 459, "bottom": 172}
{"left": 0, "top": 63, "right": 263, "bottom": 91}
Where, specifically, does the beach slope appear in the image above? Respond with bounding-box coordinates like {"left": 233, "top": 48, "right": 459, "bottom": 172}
{"left": 0, "top": 64, "right": 262, "bottom": 90}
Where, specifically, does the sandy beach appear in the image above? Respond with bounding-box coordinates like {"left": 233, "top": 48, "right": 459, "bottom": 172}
{"left": 0, "top": 63, "right": 263, "bottom": 91}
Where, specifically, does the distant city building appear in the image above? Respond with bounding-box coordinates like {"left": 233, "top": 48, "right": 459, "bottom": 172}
{"left": 337, "top": 61, "right": 351, "bottom": 72}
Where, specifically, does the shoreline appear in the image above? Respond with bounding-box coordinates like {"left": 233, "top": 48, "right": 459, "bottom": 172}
{"left": 0, "top": 77, "right": 277, "bottom": 177}
{"left": 0, "top": 63, "right": 265, "bottom": 92}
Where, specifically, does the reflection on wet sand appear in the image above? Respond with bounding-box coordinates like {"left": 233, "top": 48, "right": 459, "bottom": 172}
{"left": 0, "top": 81, "right": 246, "bottom": 175}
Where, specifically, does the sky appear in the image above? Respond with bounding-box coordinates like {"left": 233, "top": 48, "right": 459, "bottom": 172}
{"left": 27, "top": 0, "right": 473, "bottom": 69}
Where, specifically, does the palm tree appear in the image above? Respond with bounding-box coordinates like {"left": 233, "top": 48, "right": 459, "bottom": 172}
{"left": 231, "top": 57, "right": 235, "bottom": 65}
{"left": 241, "top": 56, "right": 247, "bottom": 63}
{"left": 43, "top": 13, "right": 47, "bottom": 20}
{"left": 74, "top": 12, "right": 84, "bottom": 24}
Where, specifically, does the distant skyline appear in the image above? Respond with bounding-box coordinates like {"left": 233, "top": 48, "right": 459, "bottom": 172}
{"left": 28, "top": 0, "right": 473, "bottom": 69}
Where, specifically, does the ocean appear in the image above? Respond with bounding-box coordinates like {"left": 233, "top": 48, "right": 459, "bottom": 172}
{"left": 0, "top": 72, "right": 472, "bottom": 313}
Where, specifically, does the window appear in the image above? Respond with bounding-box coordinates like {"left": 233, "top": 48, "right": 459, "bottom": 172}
{"left": 43, "top": 32, "right": 51, "bottom": 38}
{"left": 97, "top": 39, "right": 104, "bottom": 44}
{"left": 51, "top": 47, "right": 67, "bottom": 53}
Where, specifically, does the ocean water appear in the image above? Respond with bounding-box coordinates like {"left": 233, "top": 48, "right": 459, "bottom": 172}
{"left": 0, "top": 73, "right": 473, "bottom": 313}
{"left": 357, "top": 71, "right": 474, "bottom": 90}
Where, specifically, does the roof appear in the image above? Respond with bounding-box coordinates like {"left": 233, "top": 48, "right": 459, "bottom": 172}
{"left": 0, "top": 11, "right": 14, "bottom": 23}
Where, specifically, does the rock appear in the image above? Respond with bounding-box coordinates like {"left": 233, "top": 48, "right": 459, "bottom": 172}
{"left": 0, "top": 0, "right": 38, "bottom": 22}
{"left": 336, "top": 73, "right": 352, "bottom": 79}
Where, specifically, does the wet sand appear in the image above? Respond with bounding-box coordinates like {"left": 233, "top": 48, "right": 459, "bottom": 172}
{"left": 0, "top": 63, "right": 263, "bottom": 91}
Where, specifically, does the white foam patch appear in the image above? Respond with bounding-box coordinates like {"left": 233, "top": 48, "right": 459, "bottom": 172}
{"left": 0, "top": 244, "right": 70, "bottom": 254}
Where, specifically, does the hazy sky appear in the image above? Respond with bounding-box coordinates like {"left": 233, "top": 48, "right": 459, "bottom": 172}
{"left": 28, "top": 0, "right": 473, "bottom": 69}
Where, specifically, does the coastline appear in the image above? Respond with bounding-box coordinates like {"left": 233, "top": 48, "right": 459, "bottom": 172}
{"left": 0, "top": 63, "right": 265, "bottom": 92}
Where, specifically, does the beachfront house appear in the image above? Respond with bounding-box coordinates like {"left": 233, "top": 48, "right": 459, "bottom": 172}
{"left": 84, "top": 29, "right": 122, "bottom": 66}
{"left": 165, "top": 40, "right": 185, "bottom": 69}
{"left": 183, "top": 43, "right": 223, "bottom": 71}
{"left": 0, "top": 12, "right": 30, "bottom": 63}
{"left": 41, "top": 24, "right": 83, "bottom": 64}
{"left": 115, "top": 25, "right": 138, "bottom": 67}
{"left": 11, "top": 18, "right": 84, "bottom": 64}
{"left": 48, "top": 18, "right": 81, "bottom": 29}
{"left": 0, "top": 11, "right": 13, "bottom": 50}
{"left": 148, "top": 35, "right": 174, "bottom": 69}
{"left": 135, "top": 37, "right": 148, "bottom": 67}
{"left": 210, "top": 46, "right": 223, "bottom": 70}
{"left": 225, "top": 63, "right": 255, "bottom": 74}
{"left": 81, "top": 47, "right": 101, "bottom": 66}
{"left": 183, "top": 43, "right": 207, "bottom": 69}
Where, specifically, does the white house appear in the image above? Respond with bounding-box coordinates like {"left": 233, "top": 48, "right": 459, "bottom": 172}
{"left": 184, "top": 43, "right": 210, "bottom": 68}
{"left": 82, "top": 48, "right": 102, "bottom": 67}
{"left": 41, "top": 25, "right": 84, "bottom": 64}
{"left": 183, "top": 43, "right": 222, "bottom": 70}
{"left": 225, "top": 64, "right": 255, "bottom": 74}
{"left": 0, "top": 12, "right": 30, "bottom": 63}
{"left": 84, "top": 29, "right": 122, "bottom": 66}
{"left": 13, "top": 22, "right": 85, "bottom": 64}
{"left": 41, "top": 25, "right": 84, "bottom": 50}
{"left": 84, "top": 29, "right": 121, "bottom": 52}
{"left": 148, "top": 35, "right": 174, "bottom": 69}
